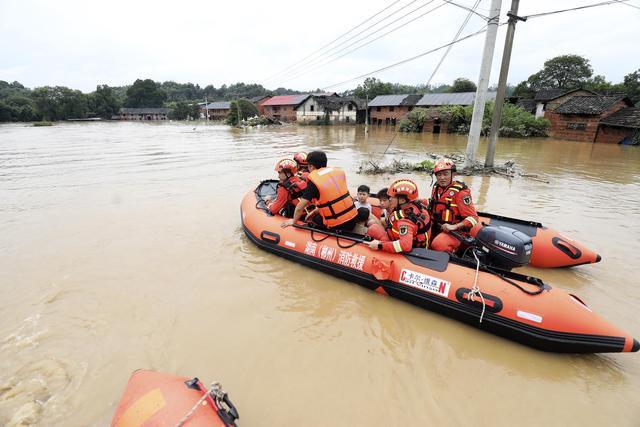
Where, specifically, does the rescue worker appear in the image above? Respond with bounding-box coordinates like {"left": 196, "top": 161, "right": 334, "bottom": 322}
{"left": 265, "top": 159, "right": 307, "bottom": 217}
{"left": 293, "top": 152, "right": 309, "bottom": 180}
{"left": 366, "top": 179, "right": 431, "bottom": 253}
{"left": 428, "top": 158, "right": 479, "bottom": 253}
{"left": 282, "top": 150, "right": 358, "bottom": 232}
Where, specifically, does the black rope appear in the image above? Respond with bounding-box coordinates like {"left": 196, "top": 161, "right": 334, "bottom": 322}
{"left": 484, "top": 266, "right": 545, "bottom": 295}
{"left": 336, "top": 236, "right": 360, "bottom": 249}
{"left": 310, "top": 229, "right": 330, "bottom": 243}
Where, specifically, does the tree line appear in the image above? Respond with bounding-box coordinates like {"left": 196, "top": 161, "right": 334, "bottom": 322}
{"left": 0, "top": 79, "right": 305, "bottom": 122}
{"left": 1, "top": 54, "right": 638, "bottom": 122}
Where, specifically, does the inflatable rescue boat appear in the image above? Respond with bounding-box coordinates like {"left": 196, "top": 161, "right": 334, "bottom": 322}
{"left": 366, "top": 201, "right": 600, "bottom": 268}
{"left": 241, "top": 181, "right": 638, "bottom": 354}
{"left": 111, "top": 370, "right": 238, "bottom": 427}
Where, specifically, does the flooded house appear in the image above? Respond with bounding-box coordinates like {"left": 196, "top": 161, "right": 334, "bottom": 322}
{"left": 295, "top": 95, "right": 365, "bottom": 124}
{"left": 415, "top": 91, "right": 497, "bottom": 133}
{"left": 114, "top": 108, "right": 170, "bottom": 120}
{"left": 548, "top": 95, "right": 635, "bottom": 143}
{"left": 262, "top": 95, "right": 311, "bottom": 122}
{"left": 368, "top": 94, "right": 422, "bottom": 126}
{"left": 203, "top": 101, "right": 231, "bottom": 121}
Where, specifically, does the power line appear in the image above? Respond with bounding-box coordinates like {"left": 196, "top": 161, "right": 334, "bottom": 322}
{"left": 261, "top": 0, "right": 402, "bottom": 83}
{"left": 523, "top": 0, "right": 637, "bottom": 19}
{"left": 426, "top": 0, "right": 482, "bottom": 86}
{"left": 277, "top": 0, "right": 449, "bottom": 85}
{"left": 263, "top": 0, "right": 420, "bottom": 84}
{"left": 440, "top": 0, "right": 489, "bottom": 20}
{"left": 612, "top": 0, "right": 640, "bottom": 10}
{"left": 321, "top": 24, "right": 494, "bottom": 90}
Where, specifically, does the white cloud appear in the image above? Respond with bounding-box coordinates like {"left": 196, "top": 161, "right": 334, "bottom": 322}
{"left": 0, "top": 0, "right": 639, "bottom": 93}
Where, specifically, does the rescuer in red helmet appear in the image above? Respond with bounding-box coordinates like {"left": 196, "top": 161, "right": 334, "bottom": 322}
{"left": 428, "top": 158, "right": 479, "bottom": 253}
{"left": 366, "top": 179, "right": 431, "bottom": 253}
{"left": 293, "top": 152, "right": 309, "bottom": 180}
{"left": 265, "top": 158, "right": 307, "bottom": 217}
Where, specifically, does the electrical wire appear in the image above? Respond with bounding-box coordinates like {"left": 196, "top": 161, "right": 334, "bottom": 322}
{"left": 426, "top": 0, "right": 482, "bottom": 86}
{"left": 523, "top": 0, "right": 637, "bottom": 19}
{"left": 282, "top": 0, "right": 447, "bottom": 84}
{"left": 263, "top": 0, "right": 418, "bottom": 84}
{"left": 269, "top": 0, "right": 440, "bottom": 85}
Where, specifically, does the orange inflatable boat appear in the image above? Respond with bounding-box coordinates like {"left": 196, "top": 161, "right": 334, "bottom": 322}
{"left": 367, "top": 201, "right": 600, "bottom": 268}
{"left": 111, "top": 370, "right": 238, "bottom": 427}
{"left": 242, "top": 181, "right": 638, "bottom": 353}
{"left": 471, "top": 211, "right": 600, "bottom": 268}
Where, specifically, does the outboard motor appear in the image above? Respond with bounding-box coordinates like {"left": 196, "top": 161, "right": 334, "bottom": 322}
{"left": 474, "top": 225, "right": 532, "bottom": 270}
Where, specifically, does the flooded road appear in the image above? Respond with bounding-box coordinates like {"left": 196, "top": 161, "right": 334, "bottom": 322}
{"left": 1, "top": 122, "right": 639, "bottom": 426}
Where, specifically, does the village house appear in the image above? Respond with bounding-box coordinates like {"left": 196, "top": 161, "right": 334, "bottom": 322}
{"left": 296, "top": 95, "right": 365, "bottom": 124}
{"left": 114, "top": 108, "right": 170, "bottom": 120}
{"left": 262, "top": 95, "right": 310, "bottom": 122}
{"left": 415, "top": 92, "right": 497, "bottom": 133}
{"left": 203, "top": 101, "right": 231, "bottom": 121}
{"left": 368, "top": 94, "right": 422, "bottom": 126}
{"left": 533, "top": 88, "right": 596, "bottom": 118}
{"left": 547, "top": 95, "right": 634, "bottom": 142}
{"left": 595, "top": 106, "right": 640, "bottom": 144}
{"left": 250, "top": 95, "right": 272, "bottom": 115}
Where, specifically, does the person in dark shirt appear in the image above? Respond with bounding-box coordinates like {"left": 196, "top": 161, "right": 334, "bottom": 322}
{"left": 282, "top": 151, "right": 357, "bottom": 232}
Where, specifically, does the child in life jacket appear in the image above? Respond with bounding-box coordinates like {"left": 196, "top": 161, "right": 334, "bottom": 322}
{"left": 265, "top": 159, "right": 307, "bottom": 217}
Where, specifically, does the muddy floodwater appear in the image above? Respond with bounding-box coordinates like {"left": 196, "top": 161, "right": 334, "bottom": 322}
{"left": 1, "top": 122, "right": 639, "bottom": 426}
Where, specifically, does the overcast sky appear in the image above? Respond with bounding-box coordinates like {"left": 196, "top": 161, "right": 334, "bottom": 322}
{"left": 1, "top": 0, "right": 639, "bottom": 93}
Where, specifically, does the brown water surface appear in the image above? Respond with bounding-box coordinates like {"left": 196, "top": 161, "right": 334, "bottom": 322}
{"left": 1, "top": 122, "right": 639, "bottom": 426}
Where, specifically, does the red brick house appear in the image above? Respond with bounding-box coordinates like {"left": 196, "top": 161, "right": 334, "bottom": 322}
{"left": 548, "top": 95, "right": 633, "bottom": 142}
{"left": 262, "top": 95, "right": 310, "bottom": 122}
{"left": 250, "top": 95, "right": 272, "bottom": 115}
{"left": 595, "top": 107, "right": 640, "bottom": 144}
{"left": 415, "top": 92, "right": 497, "bottom": 133}
{"left": 534, "top": 88, "right": 596, "bottom": 118}
{"left": 368, "top": 94, "right": 422, "bottom": 126}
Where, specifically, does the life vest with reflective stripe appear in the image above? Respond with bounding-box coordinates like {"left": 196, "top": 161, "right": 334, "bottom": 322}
{"left": 428, "top": 180, "right": 467, "bottom": 225}
{"left": 307, "top": 167, "right": 357, "bottom": 228}
{"left": 281, "top": 175, "right": 307, "bottom": 200}
{"left": 386, "top": 201, "right": 431, "bottom": 248}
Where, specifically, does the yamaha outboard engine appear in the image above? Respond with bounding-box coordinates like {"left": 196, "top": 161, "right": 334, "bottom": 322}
{"left": 474, "top": 225, "right": 532, "bottom": 270}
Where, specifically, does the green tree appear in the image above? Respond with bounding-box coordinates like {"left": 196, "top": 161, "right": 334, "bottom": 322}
{"left": 125, "top": 79, "right": 167, "bottom": 107}
{"left": 89, "top": 85, "right": 120, "bottom": 118}
{"left": 31, "top": 86, "right": 88, "bottom": 120}
{"left": 353, "top": 77, "right": 394, "bottom": 99}
{"left": 226, "top": 99, "right": 259, "bottom": 126}
{"left": 168, "top": 101, "right": 199, "bottom": 120}
{"left": 521, "top": 54, "right": 593, "bottom": 93}
{"left": 449, "top": 78, "right": 477, "bottom": 93}
{"left": 623, "top": 69, "right": 640, "bottom": 104}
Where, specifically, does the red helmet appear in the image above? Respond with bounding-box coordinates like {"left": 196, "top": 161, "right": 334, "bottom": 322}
{"left": 433, "top": 158, "right": 456, "bottom": 173}
{"left": 293, "top": 152, "right": 308, "bottom": 167}
{"left": 274, "top": 158, "right": 298, "bottom": 174}
{"left": 387, "top": 179, "right": 419, "bottom": 201}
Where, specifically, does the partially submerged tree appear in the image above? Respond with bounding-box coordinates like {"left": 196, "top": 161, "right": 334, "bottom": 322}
{"left": 226, "top": 99, "right": 259, "bottom": 126}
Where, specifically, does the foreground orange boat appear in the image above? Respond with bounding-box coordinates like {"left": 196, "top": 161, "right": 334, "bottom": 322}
{"left": 111, "top": 370, "right": 238, "bottom": 427}
{"left": 367, "top": 201, "right": 601, "bottom": 268}
{"left": 242, "top": 181, "right": 638, "bottom": 354}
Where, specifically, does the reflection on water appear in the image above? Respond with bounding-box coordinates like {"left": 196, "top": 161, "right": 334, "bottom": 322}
{"left": 0, "top": 122, "right": 639, "bottom": 426}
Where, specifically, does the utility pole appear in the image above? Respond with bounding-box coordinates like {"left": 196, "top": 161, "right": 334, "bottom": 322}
{"left": 365, "top": 94, "right": 369, "bottom": 134}
{"left": 463, "top": 0, "right": 501, "bottom": 170}
{"left": 485, "top": 0, "right": 526, "bottom": 167}
{"left": 236, "top": 97, "right": 242, "bottom": 126}
{"left": 205, "top": 97, "right": 209, "bottom": 124}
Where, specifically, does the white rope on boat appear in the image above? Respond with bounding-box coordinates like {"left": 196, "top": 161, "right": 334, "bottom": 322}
{"left": 175, "top": 382, "right": 223, "bottom": 427}
{"left": 467, "top": 250, "right": 487, "bottom": 323}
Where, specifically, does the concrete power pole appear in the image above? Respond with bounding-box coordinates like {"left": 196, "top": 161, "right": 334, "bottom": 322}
{"left": 484, "top": 0, "right": 526, "bottom": 168}
{"left": 463, "top": 0, "right": 502, "bottom": 170}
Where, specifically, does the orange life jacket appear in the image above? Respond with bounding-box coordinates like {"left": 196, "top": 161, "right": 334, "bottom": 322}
{"left": 428, "top": 180, "right": 468, "bottom": 225}
{"left": 386, "top": 201, "right": 431, "bottom": 248}
{"left": 307, "top": 167, "right": 357, "bottom": 228}
{"left": 281, "top": 175, "right": 307, "bottom": 200}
